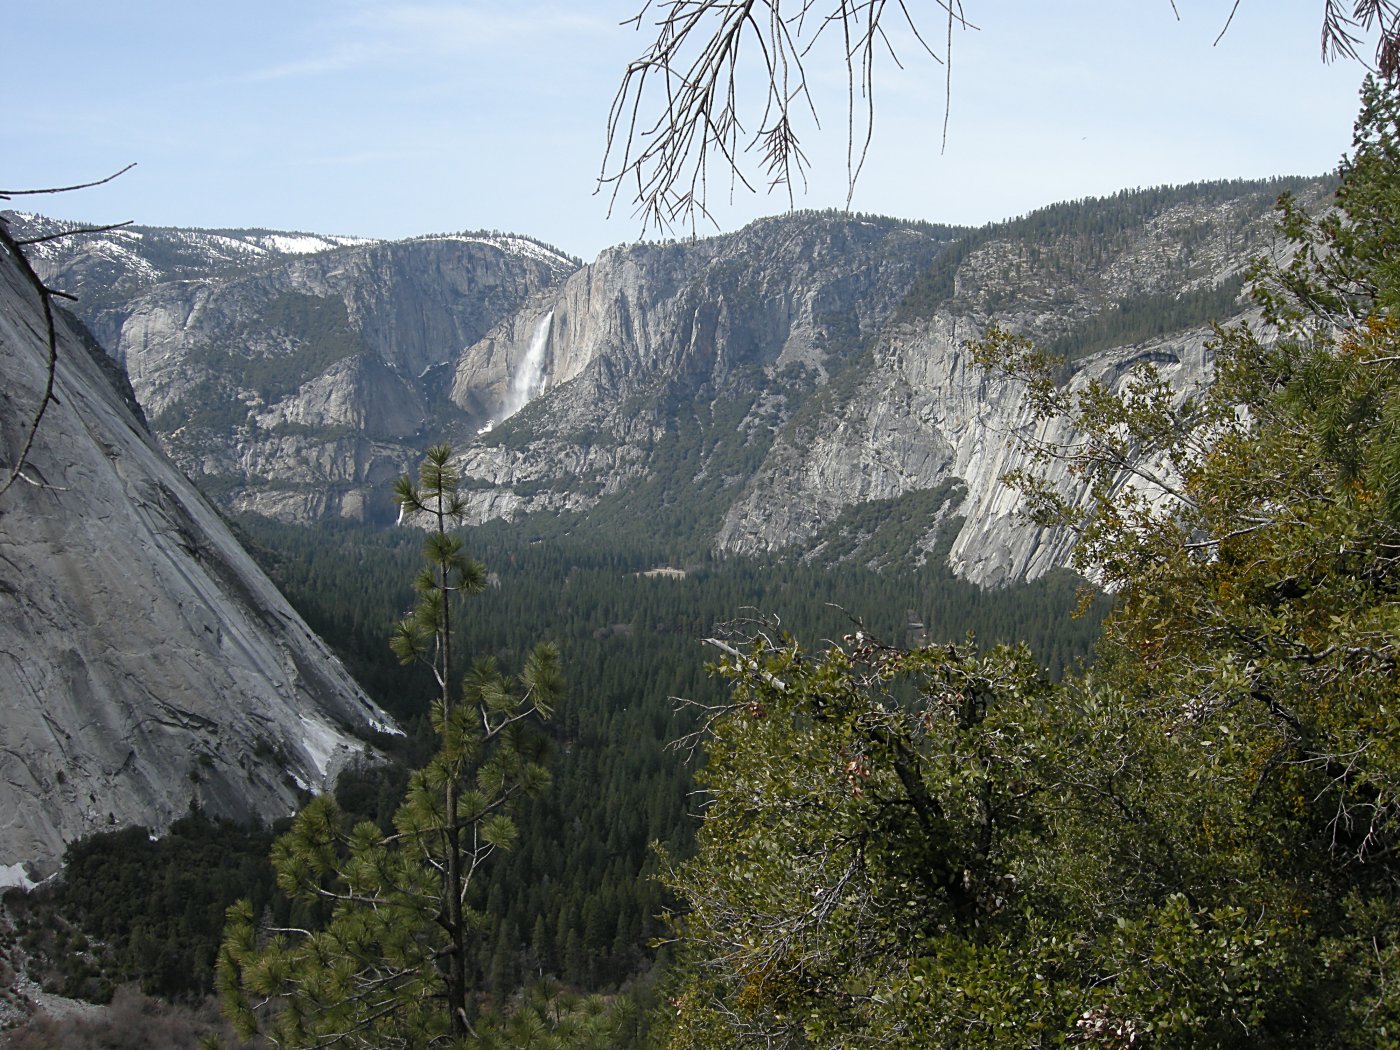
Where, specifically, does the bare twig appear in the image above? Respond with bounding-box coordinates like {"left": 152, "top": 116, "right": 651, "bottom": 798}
{"left": 0, "top": 162, "right": 136, "bottom": 200}
{"left": 16, "top": 220, "right": 134, "bottom": 247}
{"left": 599, "top": 1, "right": 973, "bottom": 237}
{"left": 0, "top": 167, "right": 135, "bottom": 502}
{"left": 1213, "top": 0, "right": 1242, "bottom": 45}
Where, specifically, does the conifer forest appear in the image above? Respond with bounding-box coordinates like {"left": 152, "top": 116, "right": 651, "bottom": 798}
{"left": 10, "top": 6, "right": 1400, "bottom": 1048}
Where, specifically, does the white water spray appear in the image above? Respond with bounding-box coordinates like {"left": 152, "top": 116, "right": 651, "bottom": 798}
{"left": 502, "top": 310, "right": 553, "bottom": 419}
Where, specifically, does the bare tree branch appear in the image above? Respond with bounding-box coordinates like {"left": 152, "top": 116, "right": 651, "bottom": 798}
{"left": 0, "top": 226, "right": 60, "bottom": 503}
{"left": 599, "top": 1, "right": 972, "bottom": 238}
{"left": 15, "top": 220, "right": 134, "bottom": 247}
{"left": 0, "top": 168, "right": 135, "bottom": 503}
{"left": 1319, "top": 0, "right": 1400, "bottom": 71}
{"left": 602, "top": 3, "right": 1400, "bottom": 240}
{"left": 0, "top": 163, "right": 137, "bottom": 200}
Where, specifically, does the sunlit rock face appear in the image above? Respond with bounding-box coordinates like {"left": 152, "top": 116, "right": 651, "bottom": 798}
{"left": 447, "top": 186, "right": 1310, "bottom": 585}
{"left": 15, "top": 179, "right": 1328, "bottom": 586}
{"left": 0, "top": 228, "right": 396, "bottom": 880}
{"left": 6, "top": 214, "right": 581, "bottom": 526}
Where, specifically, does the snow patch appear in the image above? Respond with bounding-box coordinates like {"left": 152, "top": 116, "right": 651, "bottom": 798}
{"left": 89, "top": 239, "right": 160, "bottom": 281}
{"left": 299, "top": 715, "right": 353, "bottom": 779}
{"left": 0, "top": 863, "right": 36, "bottom": 892}
{"left": 173, "top": 231, "right": 266, "bottom": 257}
{"left": 255, "top": 233, "right": 373, "bottom": 255}
{"left": 416, "top": 233, "right": 574, "bottom": 268}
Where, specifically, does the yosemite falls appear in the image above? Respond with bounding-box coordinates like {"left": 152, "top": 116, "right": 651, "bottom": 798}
{"left": 502, "top": 310, "right": 554, "bottom": 419}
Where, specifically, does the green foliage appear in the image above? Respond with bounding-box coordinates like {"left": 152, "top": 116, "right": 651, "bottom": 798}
{"left": 7, "top": 809, "right": 275, "bottom": 1003}
{"left": 663, "top": 634, "right": 1059, "bottom": 1047}
{"left": 663, "top": 75, "right": 1400, "bottom": 1050}
{"left": 467, "top": 980, "right": 640, "bottom": 1049}
{"left": 218, "top": 446, "right": 563, "bottom": 1047}
{"left": 661, "top": 627, "right": 1322, "bottom": 1047}
{"left": 223, "top": 498, "right": 1104, "bottom": 1014}
{"left": 799, "top": 481, "right": 960, "bottom": 566}
{"left": 1042, "top": 272, "right": 1248, "bottom": 363}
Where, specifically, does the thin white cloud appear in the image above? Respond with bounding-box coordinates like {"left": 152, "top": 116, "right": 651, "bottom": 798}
{"left": 238, "top": 3, "right": 614, "bottom": 83}
{"left": 240, "top": 43, "right": 380, "bottom": 83}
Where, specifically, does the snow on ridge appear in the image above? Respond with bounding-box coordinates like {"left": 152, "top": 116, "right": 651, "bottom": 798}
{"left": 323, "top": 234, "right": 378, "bottom": 248}
{"left": 173, "top": 230, "right": 269, "bottom": 257}
{"left": 90, "top": 240, "right": 160, "bottom": 281}
{"left": 415, "top": 232, "right": 576, "bottom": 268}
{"left": 492, "top": 235, "right": 577, "bottom": 267}
{"left": 255, "top": 233, "right": 376, "bottom": 255}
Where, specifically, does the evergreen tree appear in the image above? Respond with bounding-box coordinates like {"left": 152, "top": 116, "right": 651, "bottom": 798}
{"left": 662, "top": 73, "right": 1400, "bottom": 1048}
{"left": 218, "top": 445, "right": 563, "bottom": 1047}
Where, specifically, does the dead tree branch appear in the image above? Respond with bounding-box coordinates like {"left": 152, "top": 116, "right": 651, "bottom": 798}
{"left": 0, "top": 166, "right": 135, "bottom": 502}
{"left": 0, "top": 162, "right": 136, "bottom": 199}
{"left": 600, "top": 3, "right": 1400, "bottom": 240}
{"left": 599, "top": 1, "right": 970, "bottom": 238}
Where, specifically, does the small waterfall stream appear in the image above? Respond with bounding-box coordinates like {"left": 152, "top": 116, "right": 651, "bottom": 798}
{"left": 502, "top": 310, "right": 554, "bottom": 419}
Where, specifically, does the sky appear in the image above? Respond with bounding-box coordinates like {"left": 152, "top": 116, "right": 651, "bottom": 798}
{"left": 6, "top": 2, "right": 1382, "bottom": 261}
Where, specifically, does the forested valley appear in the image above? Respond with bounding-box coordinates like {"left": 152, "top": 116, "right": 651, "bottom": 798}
{"left": 4, "top": 498, "right": 1105, "bottom": 1045}
{"left": 9, "top": 13, "right": 1400, "bottom": 1041}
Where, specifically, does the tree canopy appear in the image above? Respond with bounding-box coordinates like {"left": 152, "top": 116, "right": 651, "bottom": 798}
{"left": 659, "top": 70, "right": 1400, "bottom": 1048}
{"left": 218, "top": 447, "right": 563, "bottom": 1047}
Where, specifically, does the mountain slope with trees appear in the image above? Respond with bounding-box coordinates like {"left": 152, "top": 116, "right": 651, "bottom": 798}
{"left": 659, "top": 72, "right": 1400, "bottom": 1049}
{"left": 20, "top": 178, "right": 1331, "bottom": 586}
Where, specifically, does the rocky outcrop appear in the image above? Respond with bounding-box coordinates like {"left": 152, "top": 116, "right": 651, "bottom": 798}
{"left": 116, "top": 235, "right": 578, "bottom": 522}
{"left": 445, "top": 183, "right": 1315, "bottom": 584}
{"left": 709, "top": 185, "right": 1302, "bottom": 584}
{"left": 787, "top": 187, "right": 1310, "bottom": 583}
{"left": 14, "top": 219, "right": 581, "bottom": 524}
{"left": 454, "top": 214, "right": 953, "bottom": 422}
{"left": 715, "top": 321, "right": 1216, "bottom": 585}
{"left": 450, "top": 213, "right": 958, "bottom": 522}
{"left": 4, "top": 211, "right": 379, "bottom": 347}
{"left": 0, "top": 228, "right": 396, "bottom": 880}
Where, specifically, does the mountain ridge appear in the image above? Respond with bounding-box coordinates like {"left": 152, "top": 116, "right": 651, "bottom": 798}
{"left": 13, "top": 176, "right": 1332, "bottom": 585}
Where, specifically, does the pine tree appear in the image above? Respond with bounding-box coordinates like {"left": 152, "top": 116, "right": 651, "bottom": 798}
{"left": 218, "top": 445, "right": 563, "bottom": 1047}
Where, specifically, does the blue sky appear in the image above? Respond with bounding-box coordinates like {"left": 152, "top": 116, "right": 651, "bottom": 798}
{"left": 7, "top": 2, "right": 1378, "bottom": 260}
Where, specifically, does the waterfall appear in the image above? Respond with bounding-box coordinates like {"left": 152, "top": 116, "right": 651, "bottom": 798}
{"left": 502, "top": 310, "right": 553, "bottom": 419}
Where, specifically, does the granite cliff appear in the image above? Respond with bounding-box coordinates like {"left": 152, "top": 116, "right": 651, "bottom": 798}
{"left": 0, "top": 224, "right": 396, "bottom": 880}
{"left": 451, "top": 181, "right": 1322, "bottom": 583}
{"left": 7, "top": 215, "right": 581, "bottom": 523}
{"left": 18, "top": 178, "right": 1331, "bottom": 587}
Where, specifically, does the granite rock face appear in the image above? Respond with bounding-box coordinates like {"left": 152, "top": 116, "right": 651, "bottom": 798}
{"left": 733, "top": 188, "right": 1297, "bottom": 585}
{"left": 18, "top": 181, "right": 1330, "bottom": 588}
{"left": 450, "top": 213, "right": 957, "bottom": 523}
{"left": 0, "top": 229, "right": 396, "bottom": 880}
{"left": 447, "top": 185, "right": 1315, "bottom": 585}
{"left": 8, "top": 216, "right": 581, "bottom": 525}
